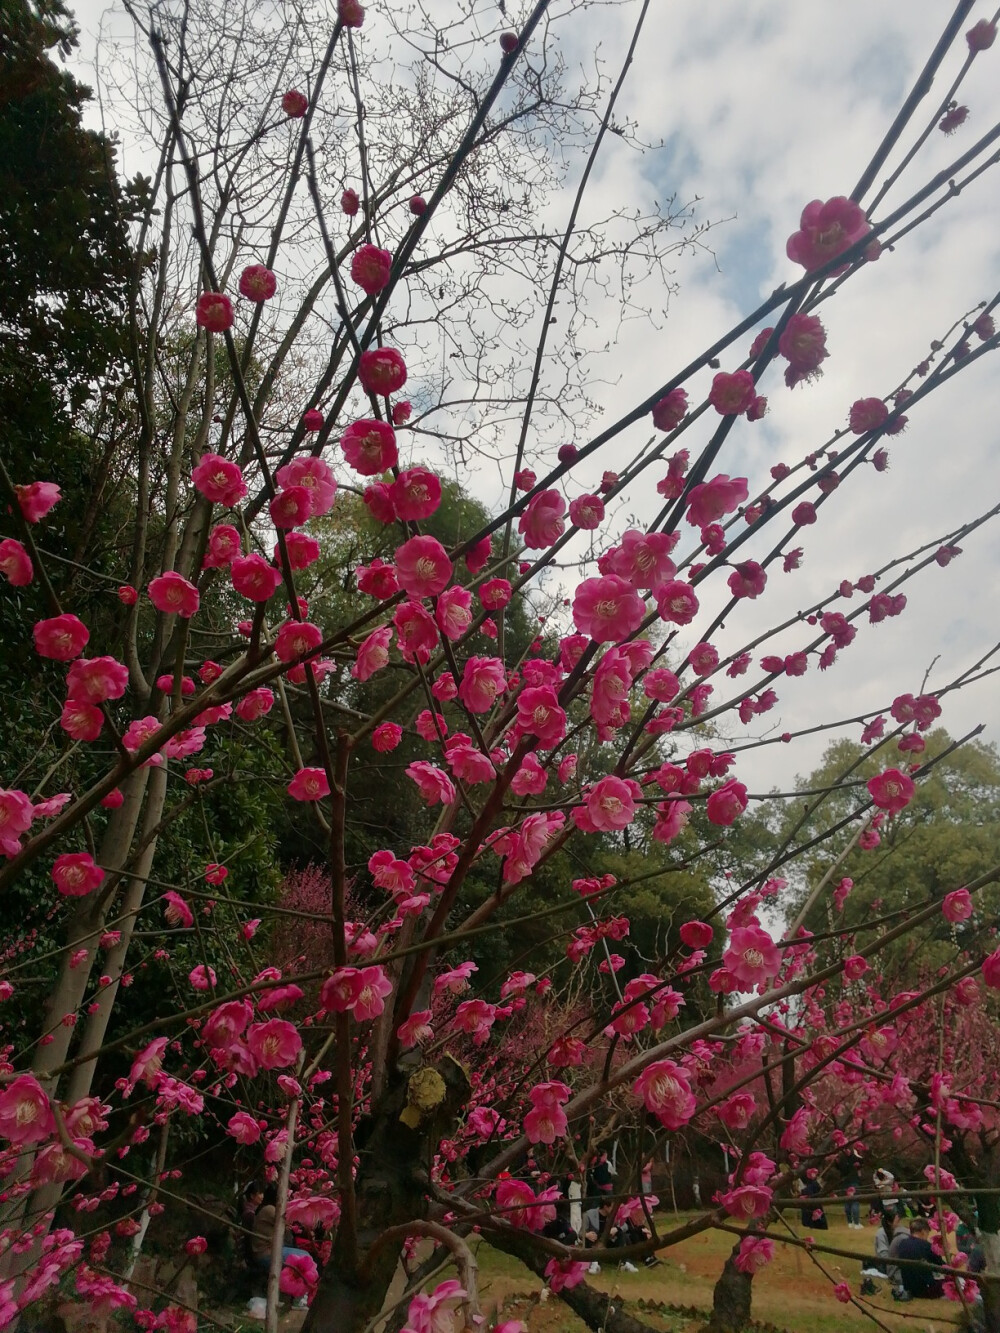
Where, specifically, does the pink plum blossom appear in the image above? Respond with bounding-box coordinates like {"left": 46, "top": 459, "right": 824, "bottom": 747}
{"left": 288, "top": 767, "right": 331, "bottom": 801}
{"left": 786, "top": 197, "right": 869, "bottom": 272}
{"left": 191, "top": 453, "right": 247, "bottom": 506}
{"left": 148, "top": 572, "right": 199, "bottom": 618}
{"left": 633, "top": 1060, "right": 696, "bottom": 1129}
{"left": 0, "top": 538, "right": 33, "bottom": 585}
{"left": 15, "top": 480, "right": 61, "bottom": 522}
{"left": 33, "top": 613, "right": 90, "bottom": 661}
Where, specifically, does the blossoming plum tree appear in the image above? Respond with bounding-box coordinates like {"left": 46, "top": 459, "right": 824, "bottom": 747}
{"left": 1, "top": 1, "right": 1000, "bottom": 1332}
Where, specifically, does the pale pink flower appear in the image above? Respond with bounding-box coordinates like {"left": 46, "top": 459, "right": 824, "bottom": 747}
{"left": 191, "top": 453, "right": 247, "bottom": 506}
{"left": 148, "top": 572, "right": 199, "bottom": 618}
{"left": 518, "top": 490, "right": 566, "bottom": 549}
{"left": 33, "top": 613, "right": 90, "bottom": 660}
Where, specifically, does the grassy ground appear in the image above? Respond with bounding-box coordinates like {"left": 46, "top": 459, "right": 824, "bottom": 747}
{"left": 475, "top": 1211, "right": 965, "bottom": 1333}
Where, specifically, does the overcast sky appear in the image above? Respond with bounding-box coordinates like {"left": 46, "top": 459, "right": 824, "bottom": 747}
{"left": 64, "top": 0, "right": 1000, "bottom": 797}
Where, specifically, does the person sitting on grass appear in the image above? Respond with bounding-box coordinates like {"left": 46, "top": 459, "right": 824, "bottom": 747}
{"left": 892, "top": 1217, "right": 944, "bottom": 1302}
{"left": 860, "top": 1207, "right": 907, "bottom": 1295}
{"left": 583, "top": 1198, "right": 660, "bottom": 1274}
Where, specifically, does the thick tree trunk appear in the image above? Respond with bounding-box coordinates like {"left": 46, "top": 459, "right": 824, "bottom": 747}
{"left": 706, "top": 1247, "right": 753, "bottom": 1333}
{"left": 301, "top": 1056, "right": 470, "bottom": 1332}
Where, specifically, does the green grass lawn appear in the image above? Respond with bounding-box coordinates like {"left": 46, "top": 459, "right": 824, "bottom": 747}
{"left": 474, "top": 1211, "right": 966, "bottom": 1333}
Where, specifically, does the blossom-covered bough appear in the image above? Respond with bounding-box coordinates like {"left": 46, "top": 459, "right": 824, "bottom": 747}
{"left": 2, "top": 0, "right": 1000, "bottom": 1331}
